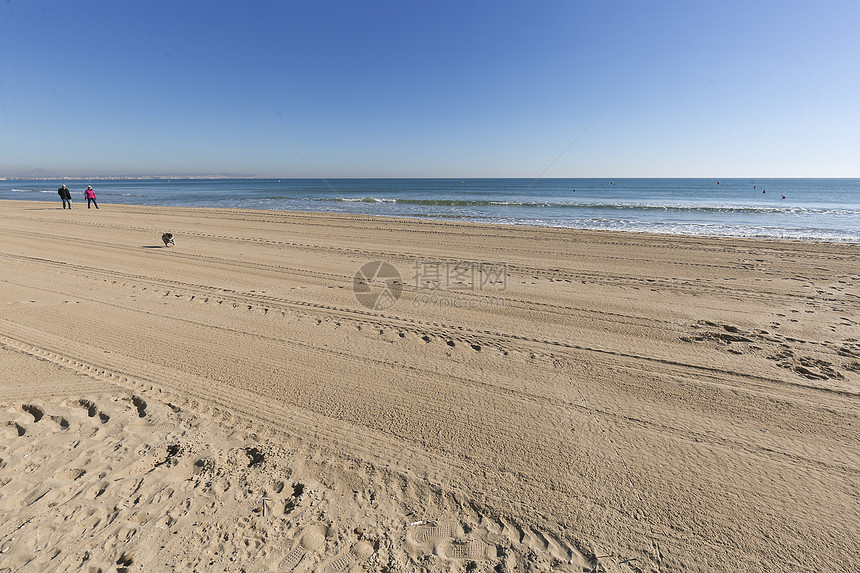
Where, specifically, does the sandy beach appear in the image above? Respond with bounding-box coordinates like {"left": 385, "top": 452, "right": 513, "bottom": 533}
{"left": 0, "top": 199, "right": 858, "bottom": 572}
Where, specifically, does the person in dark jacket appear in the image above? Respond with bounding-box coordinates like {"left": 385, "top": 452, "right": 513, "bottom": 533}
{"left": 58, "top": 184, "right": 72, "bottom": 209}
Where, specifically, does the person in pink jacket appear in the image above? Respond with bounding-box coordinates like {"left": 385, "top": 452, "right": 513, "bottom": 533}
{"left": 84, "top": 185, "right": 99, "bottom": 209}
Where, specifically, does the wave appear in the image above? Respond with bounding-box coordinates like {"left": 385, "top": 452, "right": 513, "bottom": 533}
{"left": 10, "top": 188, "right": 54, "bottom": 194}
{"left": 549, "top": 221, "right": 860, "bottom": 242}
{"left": 326, "top": 196, "right": 397, "bottom": 203}
{"left": 317, "top": 197, "right": 858, "bottom": 215}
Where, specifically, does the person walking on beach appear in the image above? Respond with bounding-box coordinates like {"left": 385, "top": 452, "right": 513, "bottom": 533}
{"left": 84, "top": 185, "right": 99, "bottom": 209}
{"left": 58, "top": 184, "right": 72, "bottom": 209}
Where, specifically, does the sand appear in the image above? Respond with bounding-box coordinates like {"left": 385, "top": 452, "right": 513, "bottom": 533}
{"left": 0, "top": 199, "right": 857, "bottom": 573}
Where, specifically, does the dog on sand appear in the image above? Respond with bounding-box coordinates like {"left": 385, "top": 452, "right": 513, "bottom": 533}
{"left": 161, "top": 232, "right": 175, "bottom": 247}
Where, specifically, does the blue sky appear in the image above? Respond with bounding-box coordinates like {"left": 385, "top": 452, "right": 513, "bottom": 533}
{"left": 1, "top": 0, "right": 858, "bottom": 177}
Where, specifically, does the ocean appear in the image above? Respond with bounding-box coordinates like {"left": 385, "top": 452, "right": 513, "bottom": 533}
{"left": 2, "top": 178, "right": 858, "bottom": 242}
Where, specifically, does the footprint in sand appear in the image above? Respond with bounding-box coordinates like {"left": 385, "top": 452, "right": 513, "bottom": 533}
{"left": 322, "top": 540, "right": 374, "bottom": 573}
{"left": 410, "top": 521, "right": 461, "bottom": 544}
{"left": 277, "top": 525, "right": 326, "bottom": 571}
{"left": 5, "top": 421, "right": 26, "bottom": 437}
{"left": 439, "top": 539, "right": 497, "bottom": 561}
{"left": 131, "top": 395, "right": 148, "bottom": 418}
{"left": 78, "top": 399, "right": 110, "bottom": 423}
{"left": 22, "top": 404, "right": 44, "bottom": 422}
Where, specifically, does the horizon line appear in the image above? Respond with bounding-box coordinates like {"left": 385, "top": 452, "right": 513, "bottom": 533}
{"left": 3, "top": 175, "right": 859, "bottom": 181}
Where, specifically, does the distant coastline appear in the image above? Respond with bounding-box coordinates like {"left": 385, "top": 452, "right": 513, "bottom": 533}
{"left": 0, "top": 174, "right": 263, "bottom": 181}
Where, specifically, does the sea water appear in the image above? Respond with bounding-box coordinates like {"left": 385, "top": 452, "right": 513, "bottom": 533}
{"left": 2, "top": 178, "right": 858, "bottom": 242}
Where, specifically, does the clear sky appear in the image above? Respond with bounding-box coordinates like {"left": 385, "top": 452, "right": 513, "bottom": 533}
{"left": 1, "top": 0, "right": 858, "bottom": 178}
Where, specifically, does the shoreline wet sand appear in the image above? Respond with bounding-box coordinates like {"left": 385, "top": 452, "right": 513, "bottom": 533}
{"left": 1, "top": 200, "right": 858, "bottom": 572}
